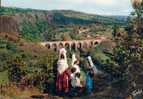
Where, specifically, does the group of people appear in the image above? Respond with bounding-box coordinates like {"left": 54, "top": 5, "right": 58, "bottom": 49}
{"left": 56, "top": 48, "right": 96, "bottom": 96}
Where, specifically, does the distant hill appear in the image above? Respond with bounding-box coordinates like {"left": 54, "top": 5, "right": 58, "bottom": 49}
{"left": 0, "top": 7, "right": 127, "bottom": 25}
{"left": 0, "top": 7, "right": 127, "bottom": 41}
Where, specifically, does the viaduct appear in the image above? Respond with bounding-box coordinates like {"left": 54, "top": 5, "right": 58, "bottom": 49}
{"left": 40, "top": 36, "right": 107, "bottom": 51}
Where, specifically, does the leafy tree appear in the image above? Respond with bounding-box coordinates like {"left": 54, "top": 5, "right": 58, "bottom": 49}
{"left": 112, "top": 24, "right": 120, "bottom": 37}
{"left": 108, "top": 0, "right": 143, "bottom": 97}
{"left": 62, "top": 32, "right": 72, "bottom": 41}
{"left": 8, "top": 56, "right": 25, "bottom": 83}
{"left": 8, "top": 64, "right": 22, "bottom": 83}
{"left": 20, "top": 19, "right": 49, "bottom": 42}
{"left": 43, "top": 25, "right": 57, "bottom": 41}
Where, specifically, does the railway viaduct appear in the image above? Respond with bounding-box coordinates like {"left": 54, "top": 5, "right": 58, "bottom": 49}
{"left": 40, "top": 36, "right": 107, "bottom": 51}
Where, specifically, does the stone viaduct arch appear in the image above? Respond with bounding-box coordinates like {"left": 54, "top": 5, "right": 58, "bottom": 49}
{"left": 40, "top": 36, "right": 106, "bottom": 51}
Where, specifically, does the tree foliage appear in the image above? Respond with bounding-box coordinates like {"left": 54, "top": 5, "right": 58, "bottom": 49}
{"left": 108, "top": 1, "right": 143, "bottom": 97}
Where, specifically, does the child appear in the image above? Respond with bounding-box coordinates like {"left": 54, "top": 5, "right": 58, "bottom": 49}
{"left": 86, "top": 68, "right": 94, "bottom": 95}
{"left": 72, "top": 60, "right": 80, "bottom": 74}
{"left": 69, "top": 67, "right": 76, "bottom": 96}
{"left": 70, "top": 67, "right": 76, "bottom": 86}
{"left": 71, "top": 72, "right": 83, "bottom": 96}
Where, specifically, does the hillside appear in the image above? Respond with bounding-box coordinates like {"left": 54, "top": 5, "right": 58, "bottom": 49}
{"left": 0, "top": 7, "right": 127, "bottom": 41}
{"left": 0, "top": 7, "right": 127, "bottom": 25}
{"left": 1, "top": 1, "right": 143, "bottom": 99}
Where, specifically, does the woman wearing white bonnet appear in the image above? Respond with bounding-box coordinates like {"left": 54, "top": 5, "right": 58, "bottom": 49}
{"left": 57, "top": 48, "right": 68, "bottom": 74}
{"left": 56, "top": 48, "right": 69, "bottom": 94}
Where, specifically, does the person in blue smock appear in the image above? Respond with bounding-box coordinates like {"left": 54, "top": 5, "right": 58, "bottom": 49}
{"left": 85, "top": 68, "right": 94, "bottom": 95}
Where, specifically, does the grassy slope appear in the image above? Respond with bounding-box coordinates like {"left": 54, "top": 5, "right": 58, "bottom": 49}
{"left": 0, "top": 70, "right": 9, "bottom": 84}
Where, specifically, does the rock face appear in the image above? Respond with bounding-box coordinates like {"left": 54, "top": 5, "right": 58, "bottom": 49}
{"left": 0, "top": 15, "right": 20, "bottom": 41}
{"left": 0, "top": 15, "right": 19, "bottom": 33}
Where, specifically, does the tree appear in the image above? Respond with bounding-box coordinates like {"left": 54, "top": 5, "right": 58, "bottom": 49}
{"left": 130, "top": 0, "right": 143, "bottom": 36}
{"left": 112, "top": 24, "right": 119, "bottom": 37}
{"left": 110, "top": 0, "right": 143, "bottom": 97}
{"left": 62, "top": 32, "right": 72, "bottom": 41}
{"left": 8, "top": 64, "right": 22, "bottom": 83}
{"left": 8, "top": 57, "right": 25, "bottom": 83}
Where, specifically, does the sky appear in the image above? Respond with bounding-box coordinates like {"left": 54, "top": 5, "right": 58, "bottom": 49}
{"left": 2, "top": 0, "right": 134, "bottom": 16}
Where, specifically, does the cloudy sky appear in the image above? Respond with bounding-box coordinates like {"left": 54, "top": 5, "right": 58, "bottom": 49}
{"left": 2, "top": 0, "right": 133, "bottom": 16}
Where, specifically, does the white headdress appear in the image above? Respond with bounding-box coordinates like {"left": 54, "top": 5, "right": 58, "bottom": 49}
{"left": 57, "top": 48, "right": 68, "bottom": 74}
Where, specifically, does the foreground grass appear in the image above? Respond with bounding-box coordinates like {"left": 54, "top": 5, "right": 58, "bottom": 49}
{"left": 0, "top": 84, "right": 41, "bottom": 99}
{"left": 0, "top": 70, "right": 9, "bottom": 84}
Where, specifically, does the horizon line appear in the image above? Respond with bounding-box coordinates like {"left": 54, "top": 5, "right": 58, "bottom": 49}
{"left": 2, "top": 6, "right": 131, "bottom": 16}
